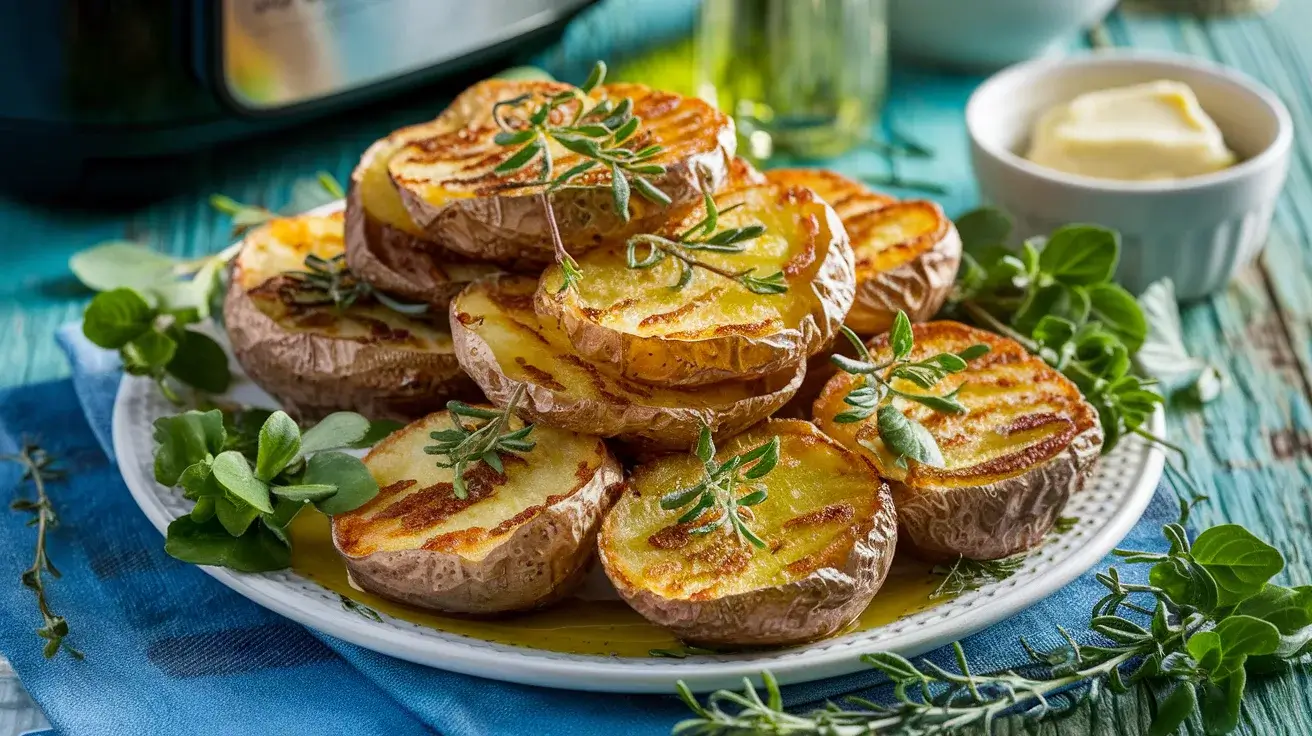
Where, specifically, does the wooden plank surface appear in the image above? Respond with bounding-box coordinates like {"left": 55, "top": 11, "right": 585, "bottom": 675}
{"left": 3, "top": 3, "right": 1312, "bottom": 735}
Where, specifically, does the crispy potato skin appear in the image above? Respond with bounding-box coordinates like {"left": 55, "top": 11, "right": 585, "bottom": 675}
{"left": 535, "top": 182, "right": 855, "bottom": 387}
{"left": 389, "top": 82, "right": 736, "bottom": 266}
{"left": 765, "top": 169, "right": 961, "bottom": 337}
{"left": 332, "top": 416, "right": 624, "bottom": 614}
{"left": 225, "top": 214, "right": 479, "bottom": 422}
{"left": 813, "top": 321, "right": 1103, "bottom": 560}
{"left": 598, "top": 420, "right": 898, "bottom": 647}
{"left": 450, "top": 274, "right": 804, "bottom": 454}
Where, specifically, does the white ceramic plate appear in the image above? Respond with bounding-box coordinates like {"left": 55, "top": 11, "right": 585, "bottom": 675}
{"left": 113, "top": 353, "right": 1165, "bottom": 694}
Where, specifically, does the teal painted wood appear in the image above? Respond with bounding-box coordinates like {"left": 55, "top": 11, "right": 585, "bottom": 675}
{"left": 3, "top": 3, "right": 1312, "bottom": 735}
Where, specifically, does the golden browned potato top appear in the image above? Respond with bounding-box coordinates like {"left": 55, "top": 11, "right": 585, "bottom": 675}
{"left": 814, "top": 321, "right": 1099, "bottom": 489}
{"left": 388, "top": 81, "right": 733, "bottom": 204}
{"left": 538, "top": 179, "right": 850, "bottom": 342}
{"left": 232, "top": 213, "right": 456, "bottom": 352}
{"left": 333, "top": 411, "right": 611, "bottom": 559}
{"left": 766, "top": 169, "right": 949, "bottom": 278}
{"left": 453, "top": 275, "right": 793, "bottom": 408}
{"left": 599, "top": 420, "right": 886, "bottom": 601}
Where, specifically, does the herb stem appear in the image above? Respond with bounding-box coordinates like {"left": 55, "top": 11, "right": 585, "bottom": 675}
{"left": 961, "top": 300, "right": 1039, "bottom": 352}
{"left": 628, "top": 234, "right": 752, "bottom": 282}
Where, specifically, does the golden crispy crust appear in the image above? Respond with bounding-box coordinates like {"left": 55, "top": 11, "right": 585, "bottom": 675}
{"left": 812, "top": 321, "right": 1102, "bottom": 559}
{"left": 598, "top": 420, "right": 898, "bottom": 647}
{"left": 450, "top": 274, "right": 805, "bottom": 454}
{"left": 332, "top": 411, "right": 623, "bottom": 614}
{"left": 535, "top": 181, "right": 855, "bottom": 387}
{"left": 388, "top": 82, "right": 736, "bottom": 266}
{"left": 765, "top": 169, "right": 961, "bottom": 336}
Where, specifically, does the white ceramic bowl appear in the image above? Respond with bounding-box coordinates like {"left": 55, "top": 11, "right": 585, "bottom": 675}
{"left": 890, "top": 0, "right": 1119, "bottom": 71}
{"left": 967, "top": 52, "right": 1293, "bottom": 299}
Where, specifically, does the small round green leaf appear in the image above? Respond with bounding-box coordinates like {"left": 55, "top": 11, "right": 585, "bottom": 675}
{"left": 165, "top": 329, "right": 232, "bottom": 393}
{"left": 271, "top": 483, "right": 338, "bottom": 502}
{"left": 305, "top": 451, "right": 379, "bottom": 515}
{"left": 164, "top": 515, "right": 290, "bottom": 572}
{"left": 83, "top": 288, "right": 156, "bottom": 349}
{"left": 211, "top": 450, "right": 273, "bottom": 514}
{"left": 300, "top": 412, "right": 372, "bottom": 455}
{"left": 890, "top": 311, "right": 914, "bottom": 360}
{"left": 1148, "top": 684, "right": 1197, "bottom": 736}
{"left": 152, "top": 409, "right": 227, "bottom": 486}
{"left": 874, "top": 405, "right": 944, "bottom": 468}
{"left": 255, "top": 411, "right": 302, "bottom": 482}
{"left": 1037, "top": 225, "right": 1119, "bottom": 285}
{"left": 70, "top": 242, "right": 180, "bottom": 293}
{"left": 1191, "top": 525, "right": 1285, "bottom": 606}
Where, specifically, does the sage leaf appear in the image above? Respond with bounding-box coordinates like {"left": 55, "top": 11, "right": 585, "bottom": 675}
{"left": 83, "top": 288, "right": 156, "bottom": 349}
{"left": 875, "top": 405, "right": 944, "bottom": 468}
{"left": 255, "top": 411, "right": 301, "bottom": 482}
{"left": 1191, "top": 524, "right": 1284, "bottom": 606}
{"left": 611, "top": 163, "right": 631, "bottom": 220}
{"left": 164, "top": 515, "right": 290, "bottom": 572}
{"left": 211, "top": 450, "right": 274, "bottom": 514}
{"left": 890, "top": 311, "right": 914, "bottom": 361}
{"left": 69, "top": 241, "right": 178, "bottom": 293}
{"left": 1038, "top": 225, "right": 1119, "bottom": 286}
{"left": 153, "top": 409, "right": 227, "bottom": 485}
{"left": 300, "top": 412, "right": 373, "bottom": 455}
{"left": 304, "top": 451, "right": 379, "bottom": 515}
{"left": 165, "top": 330, "right": 231, "bottom": 393}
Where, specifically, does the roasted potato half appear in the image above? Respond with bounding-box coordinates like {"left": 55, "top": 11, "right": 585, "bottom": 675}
{"left": 598, "top": 420, "right": 897, "bottom": 647}
{"left": 388, "top": 81, "right": 736, "bottom": 266}
{"left": 346, "top": 117, "right": 500, "bottom": 310}
{"left": 225, "top": 212, "right": 478, "bottom": 421}
{"left": 332, "top": 411, "right": 622, "bottom": 614}
{"left": 536, "top": 179, "right": 855, "bottom": 386}
{"left": 766, "top": 169, "right": 960, "bottom": 337}
{"left": 813, "top": 321, "right": 1102, "bottom": 560}
{"left": 451, "top": 274, "right": 804, "bottom": 454}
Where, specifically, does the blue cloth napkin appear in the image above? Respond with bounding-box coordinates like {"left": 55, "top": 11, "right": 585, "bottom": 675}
{"left": 0, "top": 326, "right": 1179, "bottom": 736}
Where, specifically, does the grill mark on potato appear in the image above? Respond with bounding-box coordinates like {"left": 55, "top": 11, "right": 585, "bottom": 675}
{"left": 558, "top": 353, "right": 632, "bottom": 403}
{"left": 782, "top": 214, "right": 819, "bottom": 277}
{"left": 373, "top": 462, "right": 510, "bottom": 532}
{"left": 421, "top": 527, "right": 489, "bottom": 552}
{"left": 782, "top": 503, "right": 854, "bottom": 531}
{"left": 377, "top": 479, "right": 418, "bottom": 499}
{"left": 662, "top": 317, "right": 782, "bottom": 340}
{"left": 647, "top": 509, "right": 722, "bottom": 550}
{"left": 582, "top": 297, "right": 637, "bottom": 321}
{"left": 637, "top": 287, "right": 725, "bottom": 328}
{"left": 487, "top": 289, "right": 536, "bottom": 314}
{"left": 998, "top": 413, "right": 1067, "bottom": 436}
{"left": 515, "top": 357, "right": 567, "bottom": 391}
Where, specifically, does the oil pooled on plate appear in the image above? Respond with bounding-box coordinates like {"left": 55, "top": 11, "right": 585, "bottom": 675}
{"left": 291, "top": 508, "right": 945, "bottom": 657}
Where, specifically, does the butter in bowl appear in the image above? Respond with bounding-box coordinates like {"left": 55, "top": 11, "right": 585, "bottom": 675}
{"left": 966, "top": 53, "right": 1292, "bottom": 299}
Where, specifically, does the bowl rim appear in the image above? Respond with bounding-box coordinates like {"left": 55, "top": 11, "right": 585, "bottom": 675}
{"left": 965, "top": 50, "right": 1294, "bottom": 193}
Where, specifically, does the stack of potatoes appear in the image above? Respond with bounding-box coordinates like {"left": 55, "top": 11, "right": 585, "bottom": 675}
{"left": 224, "top": 76, "right": 1101, "bottom": 647}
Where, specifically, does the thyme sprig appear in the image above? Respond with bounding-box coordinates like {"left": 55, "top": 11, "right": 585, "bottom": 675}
{"left": 423, "top": 386, "right": 537, "bottom": 500}
{"left": 929, "top": 555, "right": 1026, "bottom": 600}
{"left": 831, "top": 313, "right": 989, "bottom": 468}
{"left": 658, "top": 426, "right": 780, "bottom": 550}
{"left": 625, "top": 185, "right": 785, "bottom": 295}
{"left": 677, "top": 499, "right": 1312, "bottom": 735}
{"left": 284, "top": 253, "right": 428, "bottom": 315}
{"left": 491, "top": 61, "right": 671, "bottom": 218}
{"left": 3, "top": 443, "right": 82, "bottom": 660}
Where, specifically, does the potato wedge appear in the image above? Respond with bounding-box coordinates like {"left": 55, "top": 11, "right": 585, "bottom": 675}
{"left": 536, "top": 179, "right": 855, "bottom": 386}
{"left": 598, "top": 420, "right": 896, "bottom": 647}
{"left": 766, "top": 169, "right": 960, "bottom": 336}
{"left": 332, "top": 410, "right": 622, "bottom": 614}
{"left": 451, "top": 274, "right": 804, "bottom": 453}
{"left": 388, "top": 81, "right": 736, "bottom": 266}
{"left": 813, "top": 321, "right": 1102, "bottom": 560}
{"left": 225, "top": 212, "right": 478, "bottom": 421}
{"left": 346, "top": 118, "right": 500, "bottom": 309}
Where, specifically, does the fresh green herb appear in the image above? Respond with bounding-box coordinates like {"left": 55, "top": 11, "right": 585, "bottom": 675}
{"left": 423, "top": 385, "right": 536, "bottom": 500}
{"left": 490, "top": 60, "right": 670, "bottom": 219}
{"left": 650, "top": 645, "right": 718, "bottom": 659}
{"left": 951, "top": 210, "right": 1165, "bottom": 452}
{"left": 340, "top": 594, "right": 383, "bottom": 623}
{"left": 1136, "top": 279, "right": 1222, "bottom": 403}
{"left": 68, "top": 241, "right": 236, "bottom": 320}
{"left": 625, "top": 183, "right": 784, "bottom": 295}
{"left": 676, "top": 501, "right": 1312, "bottom": 735}
{"left": 2, "top": 443, "right": 82, "bottom": 660}
{"left": 829, "top": 313, "right": 988, "bottom": 469}
{"left": 658, "top": 425, "right": 780, "bottom": 550}
{"left": 860, "top": 173, "right": 950, "bottom": 196}
{"left": 209, "top": 194, "right": 277, "bottom": 236}
{"left": 284, "top": 253, "right": 428, "bottom": 315}
{"left": 209, "top": 171, "right": 345, "bottom": 237}
{"left": 82, "top": 288, "right": 231, "bottom": 404}
{"left": 929, "top": 555, "right": 1026, "bottom": 599}
{"left": 1054, "top": 516, "right": 1080, "bottom": 534}
{"left": 153, "top": 409, "right": 380, "bottom": 571}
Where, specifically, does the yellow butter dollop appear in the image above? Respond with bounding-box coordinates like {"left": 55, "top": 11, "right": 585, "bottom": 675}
{"left": 1025, "top": 80, "right": 1237, "bottom": 181}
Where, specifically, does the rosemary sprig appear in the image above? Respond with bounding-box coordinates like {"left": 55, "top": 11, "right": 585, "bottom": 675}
{"left": 677, "top": 498, "right": 1312, "bottom": 735}
{"left": 3, "top": 443, "right": 82, "bottom": 660}
{"left": 830, "top": 313, "right": 989, "bottom": 468}
{"left": 423, "top": 385, "right": 537, "bottom": 500}
{"left": 209, "top": 171, "right": 345, "bottom": 236}
{"left": 284, "top": 253, "right": 428, "bottom": 315}
{"left": 491, "top": 61, "right": 671, "bottom": 219}
{"left": 929, "top": 555, "right": 1026, "bottom": 599}
{"left": 658, "top": 426, "right": 780, "bottom": 550}
{"left": 625, "top": 184, "right": 785, "bottom": 295}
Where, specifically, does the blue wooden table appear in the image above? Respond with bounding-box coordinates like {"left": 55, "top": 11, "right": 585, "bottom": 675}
{"left": 3, "top": 2, "right": 1312, "bottom": 734}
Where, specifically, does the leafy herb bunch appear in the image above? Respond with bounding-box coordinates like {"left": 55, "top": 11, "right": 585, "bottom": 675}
{"left": 284, "top": 252, "right": 428, "bottom": 315}
{"left": 677, "top": 500, "right": 1312, "bottom": 735}
{"left": 659, "top": 425, "right": 781, "bottom": 550}
{"left": 625, "top": 183, "right": 787, "bottom": 295}
{"left": 423, "top": 386, "right": 537, "bottom": 500}
{"left": 951, "top": 210, "right": 1161, "bottom": 450}
{"left": 154, "top": 409, "right": 382, "bottom": 572}
{"left": 829, "top": 311, "right": 989, "bottom": 468}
